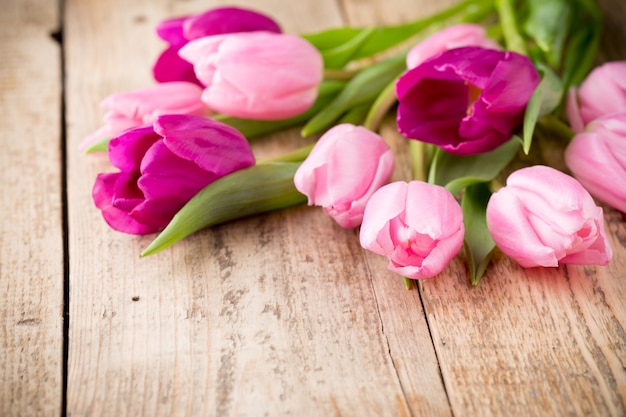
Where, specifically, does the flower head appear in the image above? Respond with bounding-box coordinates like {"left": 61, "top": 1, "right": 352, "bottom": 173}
{"left": 179, "top": 31, "right": 324, "bottom": 120}
{"left": 406, "top": 24, "right": 501, "bottom": 69}
{"left": 396, "top": 47, "right": 540, "bottom": 155}
{"left": 153, "top": 7, "right": 281, "bottom": 85}
{"left": 294, "top": 124, "right": 394, "bottom": 228}
{"left": 359, "top": 181, "right": 464, "bottom": 279}
{"left": 486, "top": 165, "right": 612, "bottom": 268}
{"left": 93, "top": 114, "right": 255, "bottom": 234}
{"left": 80, "top": 82, "right": 207, "bottom": 151}
{"left": 565, "top": 113, "right": 626, "bottom": 213}
{"left": 566, "top": 61, "right": 626, "bottom": 132}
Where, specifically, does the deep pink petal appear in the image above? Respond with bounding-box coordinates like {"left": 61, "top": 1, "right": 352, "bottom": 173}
{"left": 183, "top": 7, "right": 281, "bottom": 40}
{"left": 137, "top": 139, "right": 218, "bottom": 201}
{"left": 153, "top": 46, "right": 201, "bottom": 85}
{"left": 154, "top": 114, "right": 255, "bottom": 175}
{"left": 108, "top": 126, "right": 161, "bottom": 173}
{"left": 92, "top": 173, "right": 158, "bottom": 235}
{"left": 156, "top": 16, "right": 187, "bottom": 45}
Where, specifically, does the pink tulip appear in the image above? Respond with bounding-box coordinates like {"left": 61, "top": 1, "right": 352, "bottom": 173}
{"left": 153, "top": 7, "right": 281, "bottom": 85}
{"left": 81, "top": 82, "right": 208, "bottom": 151}
{"left": 567, "top": 61, "right": 626, "bottom": 132}
{"left": 406, "top": 24, "right": 501, "bottom": 69}
{"left": 179, "top": 31, "right": 323, "bottom": 120}
{"left": 92, "top": 114, "right": 255, "bottom": 234}
{"left": 293, "top": 124, "right": 394, "bottom": 228}
{"left": 359, "top": 181, "right": 464, "bottom": 279}
{"left": 486, "top": 165, "right": 612, "bottom": 268}
{"left": 396, "top": 47, "right": 540, "bottom": 155}
{"left": 565, "top": 113, "right": 626, "bottom": 213}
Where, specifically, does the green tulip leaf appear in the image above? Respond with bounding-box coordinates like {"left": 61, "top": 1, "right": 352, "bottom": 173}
{"left": 141, "top": 162, "right": 306, "bottom": 256}
{"left": 301, "top": 53, "right": 406, "bottom": 137}
{"left": 522, "top": 64, "right": 563, "bottom": 154}
{"left": 461, "top": 182, "right": 496, "bottom": 286}
{"left": 561, "top": 0, "right": 602, "bottom": 89}
{"left": 429, "top": 138, "right": 520, "bottom": 196}
{"left": 523, "top": 0, "right": 572, "bottom": 67}
{"left": 84, "top": 137, "right": 110, "bottom": 154}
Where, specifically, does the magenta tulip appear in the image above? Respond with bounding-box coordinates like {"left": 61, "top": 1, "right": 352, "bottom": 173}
{"left": 566, "top": 61, "right": 626, "bottom": 132}
{"left": 486, "top": 165, "right": 612, "bottom": 268}
{"left": 294, "top": 124, "right": 394, "bottom": 228}
{"left": 81, "top": 82, "right": 208, "bottom": 151}
{"left": 565, "top": 113, "right": 626, "bottom": 213}
{"left": 92, "top": 114, "right": 255, "bottom": 234}
{"left": 179, "top": 31, "right": 324, "bottom": 120}
{"left": 396, "top": 47, "right": 540, "bottom": 155}
{"left": 359, "top": 181, "right": 464, "bottom": 279}
{"left": 406, "top": 24, "right": 500, "bottom": 69}
{"left": 153, "top": 7, "right": 281, "bottom": 85}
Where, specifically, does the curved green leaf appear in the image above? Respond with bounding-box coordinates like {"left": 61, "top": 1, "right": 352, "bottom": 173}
{"left": 141, "top": 163, "right": 306, "bottom": 256}
{"left": 461, "top": 182, "right": 496, "bottom": 286}
{"left": 430, "top": 138, "right": 520, "bottom": 196}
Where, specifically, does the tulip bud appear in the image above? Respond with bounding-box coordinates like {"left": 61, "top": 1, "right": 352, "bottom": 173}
{"left": 293, "top": 124, "right": 394, "bottom": 228}
{"left": 486, "top": 165, "right": 612, "bottom": 268}
{"left": 81, "top": 82, "right": 208, "bottom": 151}
{"left": 179, "top": 31, "right": 323, "bottom": 120}
{"left": 565, "top": 113, "right": 626, "bottom": 213}
{"left": 566, "top": 61, "right": 626, "bottom": 132}
{"left": 153, "top": 6, "right": 281, "bottom": 85}
{"left": 92, "top": 114, "right": 255, "bottom": 234}
{"left": 359, "top": 181, "right": 464, "bottom": 279}
{"left": 406, "top": 24, "right": 501, "bottom": 69}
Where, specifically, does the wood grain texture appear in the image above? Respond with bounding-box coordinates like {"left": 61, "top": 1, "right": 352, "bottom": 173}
{"left": 60, "top": 0, "right": 626, "bottom": 416}
{"left": 0, "top": 0, "right": 63, "bottom": 416}
{"left": 64, "top": 0, "right": 445, "bottom": 416}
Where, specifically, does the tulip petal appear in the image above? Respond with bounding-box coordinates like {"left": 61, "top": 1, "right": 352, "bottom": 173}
{"left": 108, "top": 126, "right": 161, "bottom": 173}
{"left": 93, "top": 173, "right": 159, "bottom": 235}
{"left": 154, "top": 114, "right": 255, "bottom": 176}
{"left": 137, "top": 140, "right": 218, "bottom": 201}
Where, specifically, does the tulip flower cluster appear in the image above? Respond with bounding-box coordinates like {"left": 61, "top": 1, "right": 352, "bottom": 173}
{"left": 84, "top": 0, "right": 621, "bottom": 287}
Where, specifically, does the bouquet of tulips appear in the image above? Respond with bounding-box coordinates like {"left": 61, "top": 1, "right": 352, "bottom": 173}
{"left": 84, "top": 0, "right": 624, "bottom": 286}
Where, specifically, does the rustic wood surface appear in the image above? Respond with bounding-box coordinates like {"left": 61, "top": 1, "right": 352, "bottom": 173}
{"left": 1, "top": 0, "right": 625, "bottom": 415}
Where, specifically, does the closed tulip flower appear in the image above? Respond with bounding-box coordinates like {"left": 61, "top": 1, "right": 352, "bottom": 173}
{"left": 406, "top": 24, "right": 501, "bottom": 69}
{"left": 566, "top": 61, "right": 626, "bottom": 132}
{"left": 80, "top": 82, "right": 208, "bottom": 151}
{"left": 93, "top": 114, "right": 255, "bottom": 234}
{"left": 486, "top": 165, "right": 612, "bottom": 268}
{"left": 565, "top": 113, "right": 626, "bottom": 213}
{"left": 153, "top": 6, "right": 281, "bottom": 85}
{"left": 396, "top": 47, "right": 540, "bottom": 155}
{"left": 359, "top": 181, "right": 464, "bottom": 279}
{"left": 179, "top": 31, "right": 324, "bottom": 120}
{"left": 294, "top": 124, "right": 394, "bottom": 228}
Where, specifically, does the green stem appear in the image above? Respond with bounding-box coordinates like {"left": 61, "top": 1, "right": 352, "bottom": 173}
{"left": 496, "top": 0, "right": 527, "bottom": 55}
{"left": 323, "top": 68, "right": 359, "bottom": 81}
{"left": 256, "top": 143, "right": 315, "bottom": 164}
{"left": 403, "top": 277, "right": 414, "bottom": 290}
{"left": 409, "top": 140, "right": 428, "bottom": 182}
{"left": 363, "top": 76, "right": 399, "bottom": 132}
{"left": 537, "top": 115, "right": 576, "bottom": 142}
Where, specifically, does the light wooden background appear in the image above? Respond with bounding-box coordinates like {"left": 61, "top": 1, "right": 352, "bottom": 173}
{"left": 1, "top": 0, "right": 625, "bottom": 416}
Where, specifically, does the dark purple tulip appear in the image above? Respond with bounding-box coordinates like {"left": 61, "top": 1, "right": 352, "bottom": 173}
{"left": 396, "top": 47, "right": 540, "bottom": 155}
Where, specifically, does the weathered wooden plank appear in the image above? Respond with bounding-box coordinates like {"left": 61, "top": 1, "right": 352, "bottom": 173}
{"left": 0, "top": 0, "right": 64, "bottom": 416}
{"left": 64, "top": 0, "right": 448, "bottom": 416}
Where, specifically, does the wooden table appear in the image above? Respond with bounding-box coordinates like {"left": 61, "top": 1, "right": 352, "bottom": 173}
{"left": 2, "top": 0, "right": 625, "bottom": 415}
